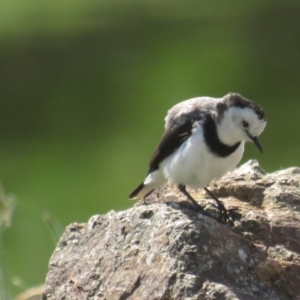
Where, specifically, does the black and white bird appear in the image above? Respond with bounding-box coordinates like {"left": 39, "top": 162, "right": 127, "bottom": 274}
{"left": 129, "top": 93, "right": 266, "bottom": 222}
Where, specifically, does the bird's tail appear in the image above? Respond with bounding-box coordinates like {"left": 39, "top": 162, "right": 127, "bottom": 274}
{"left": 129, "top": 170, "right": 166, "bottom": 199}
{"left": 129, "top": 183, "right": 155, "bottom": 199}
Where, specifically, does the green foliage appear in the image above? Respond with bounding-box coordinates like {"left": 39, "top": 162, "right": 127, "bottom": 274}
{"left": 0, "top": 186, "right": 14, "bottom": 300}
{"left": 0, "top": 186, "right": 14, "bottom": 234}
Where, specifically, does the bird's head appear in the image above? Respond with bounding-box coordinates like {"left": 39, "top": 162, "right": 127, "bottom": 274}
{"left": 215, "top": 93, "right": 266, "bottom": 152}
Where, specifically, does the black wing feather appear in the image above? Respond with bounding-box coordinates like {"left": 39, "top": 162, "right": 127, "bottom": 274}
{"left": 148, "top": 119, "right": 194, "bottom": 173}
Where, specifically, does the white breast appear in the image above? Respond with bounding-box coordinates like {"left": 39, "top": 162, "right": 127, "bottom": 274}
{"left": 160, "top": 126, "right": 245, "bottom": 189}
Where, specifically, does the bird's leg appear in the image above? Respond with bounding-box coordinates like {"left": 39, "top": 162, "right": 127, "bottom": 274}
{"left": 204, "top": 187, "right": 226, "bottom": 218}
{"left": 178, "top": 184, "right": 204, "bottom": 211}
{"left": 177, "top": 184, "right": 236, "bottom": 224}
{"left": 178, "top": 184, "right": 219, "bottom": 221}
{"left": 204, "top": 187, "right": 237, "bottom": 224}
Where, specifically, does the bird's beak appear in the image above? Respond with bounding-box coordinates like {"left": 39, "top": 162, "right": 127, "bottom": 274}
{"left": 246, "top": 131, "right": 263, "bottom": 153}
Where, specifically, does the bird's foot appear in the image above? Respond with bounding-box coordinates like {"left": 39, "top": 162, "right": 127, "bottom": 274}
{"left": 204, "top": 187, "right": 239, "bottom": 225}
{"left": 192, "top": 200, "right": 238, "bottom": 225}
{"left": 178, "top": 185, "right": 239, "bottom": 225}
{"left": 216, "top": 201, "right": 239, "bottom": 225}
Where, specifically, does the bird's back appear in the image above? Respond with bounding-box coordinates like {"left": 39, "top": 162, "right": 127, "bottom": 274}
{"left": 164, "top": 96, "right": 219, "bottom": 129}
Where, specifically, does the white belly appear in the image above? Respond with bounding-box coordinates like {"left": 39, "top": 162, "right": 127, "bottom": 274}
{"left": 161, "top": 128, "right": 244, "bottom": 189}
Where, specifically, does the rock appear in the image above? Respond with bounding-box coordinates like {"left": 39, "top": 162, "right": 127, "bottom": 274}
{"left": 43, "top": 160, "right": 300, "bottom": 300}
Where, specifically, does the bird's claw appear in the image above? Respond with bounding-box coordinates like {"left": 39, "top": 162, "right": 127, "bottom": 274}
{"left": 215, "top": 202, "right": 239, "bottom": 225}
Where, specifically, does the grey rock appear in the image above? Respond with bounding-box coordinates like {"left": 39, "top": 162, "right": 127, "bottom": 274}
{"left": 43, "top": 160, "right": 300, "bottom": 300}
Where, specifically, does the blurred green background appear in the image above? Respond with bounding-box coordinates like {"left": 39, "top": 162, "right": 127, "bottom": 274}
{"left": 1, "top": 0, "right": 300, "bottom": 297}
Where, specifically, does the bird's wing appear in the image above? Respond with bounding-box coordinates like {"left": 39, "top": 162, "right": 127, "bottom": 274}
{"left": 148, "top": 119, "right": 195, "bottom": 173}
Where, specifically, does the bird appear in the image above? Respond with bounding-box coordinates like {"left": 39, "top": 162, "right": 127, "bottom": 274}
{"left": 129, "top": 93, "right": 266, "bottom": 222}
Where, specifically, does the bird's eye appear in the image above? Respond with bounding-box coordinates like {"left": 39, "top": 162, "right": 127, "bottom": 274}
{"left": 242, "top": 120, "right": 249, "bottom": 128}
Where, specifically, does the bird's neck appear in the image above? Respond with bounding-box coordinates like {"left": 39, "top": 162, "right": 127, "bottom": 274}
{"left": 216, "top": 116, "right": 241, "bottom": 146}
{"left": 203, "top": 115, "right": 240, "bottom": 157}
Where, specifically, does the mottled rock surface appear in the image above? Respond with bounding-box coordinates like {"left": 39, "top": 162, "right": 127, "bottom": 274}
{"left": 43, "top": 160, "right": 300, "bottom": 300}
